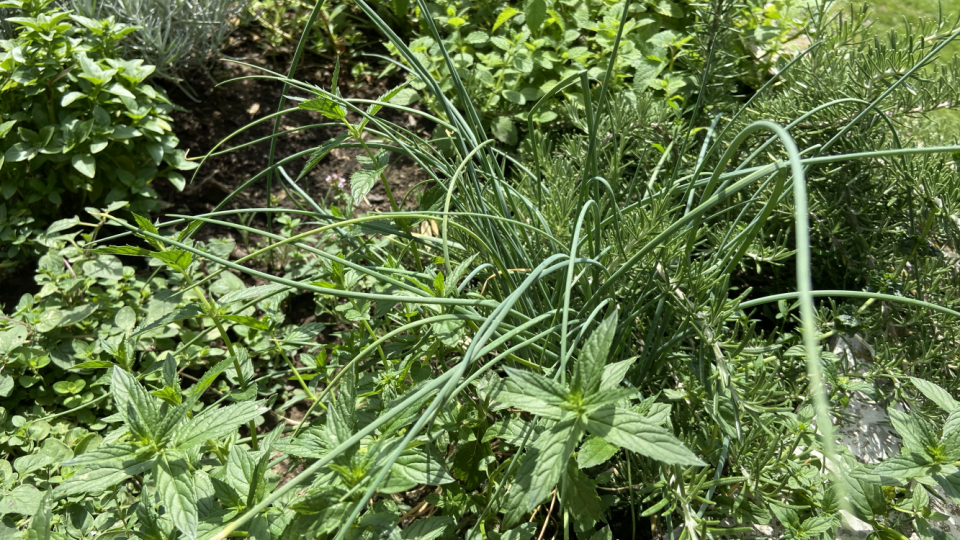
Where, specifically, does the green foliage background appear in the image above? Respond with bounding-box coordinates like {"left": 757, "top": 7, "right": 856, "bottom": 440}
{"left": 2, "top": 0, "right": 960, "bottom": 539}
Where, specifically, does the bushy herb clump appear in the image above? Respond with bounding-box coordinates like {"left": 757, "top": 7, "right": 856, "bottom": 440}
{"left": 0, "top": 0, "right": 197, "bottom": 266}
{"left": 389, "top": 0, "right": 808, "bottom": 144}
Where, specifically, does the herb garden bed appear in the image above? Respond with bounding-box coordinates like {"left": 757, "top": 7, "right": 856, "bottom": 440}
{"left": 3, "top": 0, "right": 960, "bottom": 539}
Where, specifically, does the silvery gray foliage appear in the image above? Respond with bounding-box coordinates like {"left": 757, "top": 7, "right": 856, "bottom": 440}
{"left": 63, "top": 0, "right": 248, "bottom": 83}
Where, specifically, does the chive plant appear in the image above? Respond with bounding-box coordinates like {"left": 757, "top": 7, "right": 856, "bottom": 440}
{"left": 27, "top": 0, "right": 960, "bottom": 538}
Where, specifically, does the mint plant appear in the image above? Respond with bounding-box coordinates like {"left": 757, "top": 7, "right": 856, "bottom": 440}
{"left": 494, "top": 311, "right": 703, "bottom": 527}
{"left": 391, "top": 0, "right": 808, "bottom": 144}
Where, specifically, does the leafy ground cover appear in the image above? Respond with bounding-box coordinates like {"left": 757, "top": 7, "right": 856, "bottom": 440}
{"left": 2, "top": 0, "right": 960, "bottom": 539}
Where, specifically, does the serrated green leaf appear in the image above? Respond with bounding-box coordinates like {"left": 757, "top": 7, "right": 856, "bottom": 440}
{"left": 220, "top": 314, "right": 270, "bottom": 331}
{"left": 400, "top": 516, "right": 455, "bottom": 540}
{"left": 299, "top": 133, "right": 349, "bottom": 180}
{"left": 91, "top": 245, "right": 154, "bottom": 257}
{"left": 493, "top": 6, "right": 520, "bottom": 33}
{"left": 873, "top": 452, "right": 935, "bottom": 480}
{"left": 133, "top": 305, "right": 203, "bottom": 337}
{"left": 577, "top": 435, "right": 618, "bottom": 469}
{"left": 495, "top": 369, "right": 567, "bottom": 419}
{"left": 507, "top": 417, "right": 579, "bottom": 513}
{"left": 464, "top": 31, "right": 488, "bottom": 45}
{"left": 186, "top": 356, "right": 235, "bottom": 399}
{"left": 219, "top": 283, "right": 288, "bottom": 306}
{"left": 585, "top": 406, "right": 704, "bottom": 466}
{"left": 575, "top": 310, "right": 618, "bottom": 395}
{"left": 156, "top": 455, "right": 198, "bottom": 540}
{"left": 287, "top": 488, "right": 351, "bottom": 535}
{"left": 431, "top": 318, "right": 465, "bottom": 347}
{"left": 910, "top": 377, "right": 959, "bottom": 413}
{"left": 936, "top": 472, "right": 960, "bottom": 504}
{"left": 135, "top": 490, "right": 167, "bottom": 540}
{"left": 351, "top": 168, "right": 380, "bottom": 205}
{"left": 132, "top": 213, "right": 164, "bottom": 250}
{"left": 655, "top": 0, "right": 683, "bottom": 17}
{"left": 392, "top": 449, "right": 456, "bottom": 486}
{"left": 945, "top": 411, "right": 960, "bottom": 437}
{"left": 564, "top": 459, "right": 602, "bottom": 521}
{"left": 112, "top": 367, "right": 159, "bottom": 442}
{"left": 223, "top": 448, "right": 260, "bottom": 504}
{"left": 482, "top": 416, "right": 539, "bottom": 445}
{"left": 599, "top": 358, "right": 635, "bottom": 391}
{"left": 175, "top": 401, "right": 267, "bottom": 450}
{"left": 889, "top": 408, "right": 937, "bottom": 455}
{"left": 525, "top": 0, "right": 546, "bottom": 31}
{"left": 362, "top": 83, "right": 410, "bottom": 129}
{"left": 55, "top": 456, "right": 155, "bottom": 497}
{"left": 149, "top": 249, "right": 193, "bottom": 273}
{"left": 64, "top": 443, "right": 140, "bottom": 468}
{"left": 299, "top": 95, "right": 346, "bottom": 121}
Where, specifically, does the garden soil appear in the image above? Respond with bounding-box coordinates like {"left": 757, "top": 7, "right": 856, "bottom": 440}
{"left": 154, "top": 28, "right": 432, "bottom": 243}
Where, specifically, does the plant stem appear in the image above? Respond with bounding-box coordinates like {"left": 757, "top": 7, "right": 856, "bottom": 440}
{"left": 185, "top": 274, "right": 259, "bottom": 450}
{"left": 274, "top": 342, "right": 316, "bottom": 401}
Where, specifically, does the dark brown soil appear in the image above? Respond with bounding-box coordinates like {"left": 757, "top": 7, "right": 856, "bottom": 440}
{"left": 153, "top": 27, "right": 433, "bottom": 244}
{"left": 0, "top": 271, "right": 40, "bottom": 313}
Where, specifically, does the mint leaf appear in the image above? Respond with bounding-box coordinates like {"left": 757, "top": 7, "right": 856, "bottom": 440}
{"left": 55, "top": 457, "right": 155, "bottom": 497}
{"left": 524, "top": 0, "right": 546, "bottom": 31}
{"left": 945, "top": 410, "right": 960, "bottom": 438}
{"left": 149, "top": 249, "right": 193, "bottom": 274}
{"left": 131, "top": 213, "right": 164, "bottom": 250}
{"left": 574, "top": 310, "right": 618, "bottom": 395}
{"left": 299, "top": 95, "right": 346, "bottom": 121}
{"left": 111, "top": 367, "right": 159, "bottom": 442}
{"left": 391, "top": 449, "right": 456, "bottom": 486}
{"left": 564, "top": 460, "right": 602, "bottom": 521}
{"left": 910, "top": 377, "right": 959, "bottom": 413}
{"left": 63, "top": 443, "right": 140, "bottom": 468}
{"left": 492, "top": 6, "right": 520, "bottom": 33}
{"left": 509, "top": 417, "right": 580, "bottom": 512}
{"left": 888, "top": 408, "right": 937, "bottom": 455}
{"left": 400, "top": 516, "right": 455, "bottom": 540}
{"left": 577, "top": 435, "right": 619, "bottom": 469}
{"left": 219, "top": 283, "right": 288, "bottom": 307}
{"left": 936, "top": 472, "right": 960, "bottom": 504}
{"left": 174, "top": 401, "right": 267, "bottom": 450}
{"left": 223, "top": 448, "right": 261, "bottom": 504}
{"left": 156, "top": 455, "right": 198, "bottom": 540}
{"left": 133, "top": 305, "right": 203, "bottom": 337}
{"left": 481, "top": 416, "right": 540, "bottom": 446}
{"left": 495, "top": 369, "right": 567, "bottom": 419}
{"left": 350, "top": 168, "right": 380, "bottom": 205}
{"left": 585, "top": 406, "right": 704, "bottom": 466}
{"left": 599, "top": 358, "right": 636, "bottom": 391}
{"left": 873, "top": 453, "right": 935, "bottom": 480}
